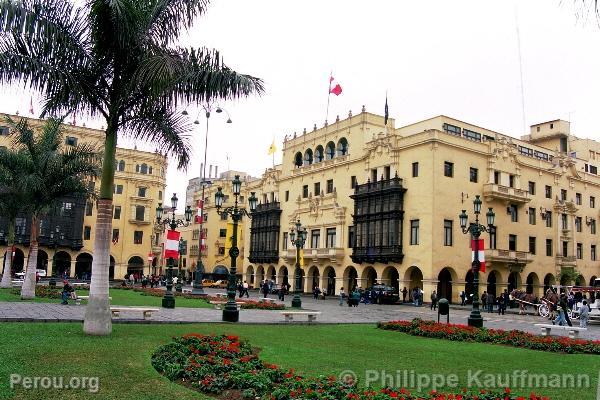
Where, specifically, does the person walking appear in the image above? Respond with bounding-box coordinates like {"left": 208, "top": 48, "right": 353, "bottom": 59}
{"left": 339, "top": 287, "right": 345, "bottom": 306}
{"left": 487, "top": 292, "right": 494, "bottom": 313}
{"left": 242, "top": 281, "right": 250, "bottom": 298}
{"left": 579, "top": 300, "right": 590, "bottom": 328}
{"left": 262, "top": 280, "right": 270, "bottom": 299}
{"left": 481, "top": 291, "right": 487, "bottom": 310}
{"left": 553, "top": 304, "right": 567, "bottom": 326}
{"left": 459, "top": 290, "right": 466, "bottom": 306}
{"left": 497, "top": 293, "right": 505, "bottom": 315}
{"left": 430, "top": 290, "right": 438, "bottom": 311}
{"left": 401, "top": 287, "right": 408, "bottom": 303}
{"left": 559, "top": 294, "right": 573, "bottom": 327}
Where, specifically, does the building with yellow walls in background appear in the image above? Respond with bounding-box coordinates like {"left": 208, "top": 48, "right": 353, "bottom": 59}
{"left": 0, "top": 114, "right": 167, "bottom": 281}
{"left": 239, "top": 107, "right": 600, "bottom": 303}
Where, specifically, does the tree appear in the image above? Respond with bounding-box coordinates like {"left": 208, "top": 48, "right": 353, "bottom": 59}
{"left": 0, "top": 0, "right": 263, "bottom": 334}
{"left": 1, "top": 117, "right": 100, "bottom": 299}
{"left": 0, "top": 146, "right": 29, "bottom": 288}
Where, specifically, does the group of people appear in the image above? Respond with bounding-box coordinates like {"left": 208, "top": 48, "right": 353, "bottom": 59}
{"left": 123, "top": 273, "right": 164, "bottom": 288}
{"left": 551, "top": 291, "right": 591, "bottom": 328}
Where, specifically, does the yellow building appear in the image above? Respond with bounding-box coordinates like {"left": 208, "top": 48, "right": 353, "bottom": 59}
{"left": 0, "top": 114, "right": 167, "bottom": 280}
{"left": 182, "top": 172, "right": 253, "bottom": 282}
{"left": 240, "top": 109, "right": 600, "bottom": 303}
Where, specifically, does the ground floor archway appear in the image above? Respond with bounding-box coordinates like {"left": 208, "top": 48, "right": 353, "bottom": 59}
{"left": 543, "top": 273, "right": 556, "bottom": 294}
{"left": 109, "top": 256, "right": 115, "bottom": 280}
{"left": 36, "top": 250, "right": 48, "bottom": 272}
{"left": 11, "top": 248, "right": 24, "bottom": 274}
{"left": 465, "top": 270, "right": 474, "bottom": 302}
{"left": 382, "top": 266, "right": 399, "bottom": 292}
{"left": 278, "top": 266, "right": 289, "bottom": 285}
{"left": 322, "top": 266, "right": 336, "bottom": 295}
{"left": 267, "top": 265, "right": 276, "bottom": 282}
{"left": 343, "top": 266, "right": 358, "bottom": 291}
{"left": 487, "top": 270, "right": 498, "bottom": 297}
{"left": 307, "top": 265, "right": 320, "bottom": 290}
{"left": 53, "top": 251, "right": 71, "bottom": 278}
{"left": 246, "top": 265, "right": 254, "bottom": 285}
{"left": 126, "top": 256, "right": 144, "bottom": 278}
{"left": 75, "top": 253, "right": 93, "bottom": 280}
{"left": 508, "top": 271, "right": 521, "bottom": 292}
{"left": 255, "top": 266, "right": 264, "bottom": 284}
{"left": 361, "top": 266, "right": 377, "bottom": 288}
{"left": 437, "top": 267, "right": 455, "bottom": 302}
{"left": 525, "top": 272, "right": 539, "bottom": 295}
{"left": 404, "top": 266, "right": 423, "bottom": 297}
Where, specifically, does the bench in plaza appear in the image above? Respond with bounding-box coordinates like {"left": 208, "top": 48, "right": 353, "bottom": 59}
{"left": 214, "top": 293, "right": 227, "bottom": 298}
{"left": 75, "top": 295, "right": 112, "bottom": 306}
{"left": 209, "top": 301, "right": 245, "bottom": 310}
{"left": 11, "top": 279, "right": 23, "bottom": 285}
{"left": 280, "top": 311, "right": 321, "bottom": 323}
{"left": 534, "top": 323, "right": 587, "bottom": 339}
{"left": 182, "top": 289, "right": 192, "bottom": 294}
{"left": 110, "top": 307, "right": 159, "bottom": 320}
{"left": 258, "top": 297, "right": 276, "bottom": 303}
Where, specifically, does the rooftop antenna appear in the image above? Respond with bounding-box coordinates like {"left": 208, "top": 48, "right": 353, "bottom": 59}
{"left": 515, "top": 5, "right": 527, "bottom": 135}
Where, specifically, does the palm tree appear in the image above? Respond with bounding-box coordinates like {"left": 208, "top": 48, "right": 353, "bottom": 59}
{"left": 0, "top": 0, "right": 263, "bottom": 334}
{"left": 1, "top": 117, "right": 100, "bottom": 299}
{"left": 0, "top": 149, "right": 29, "bottom": 288}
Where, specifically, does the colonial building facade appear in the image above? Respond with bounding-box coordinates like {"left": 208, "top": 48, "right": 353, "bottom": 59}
{"left": 181, "top": 171, "right": 254, "bottom": 282}
{"left": 0, "top": 115, "right": 167, "bottom": 280}
{"left": 240, "top": 109, "right": 600, "bottom": 303}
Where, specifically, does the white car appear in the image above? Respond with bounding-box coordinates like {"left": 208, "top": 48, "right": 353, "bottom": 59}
{"left": 36, "top": 269, "right": 47, "bottom": 277}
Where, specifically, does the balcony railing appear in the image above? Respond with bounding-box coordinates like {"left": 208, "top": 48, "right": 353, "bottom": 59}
{"left": 482, "top": 183, "right": 531, "bottom": 204}
{"left": 282, "top": 247, "right": 345, "bottom": 263}
{"left": 353, "top": 176, "right": 404, "bottom": 195}
{"left": 484, "top": 249, "right": 533, "bottom": 264}
{"left": 555, "top": 255, "right": 577, "bottom": 267}
{"left": 248, "top": 250, "right": 279, "bottom": 264}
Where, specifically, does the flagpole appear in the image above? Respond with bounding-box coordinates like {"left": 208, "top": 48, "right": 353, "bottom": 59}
{"left": 326, "top": 70, "right": 332, "bottom": 123}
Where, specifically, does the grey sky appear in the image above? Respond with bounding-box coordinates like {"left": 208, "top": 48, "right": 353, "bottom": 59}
{"left": 2, "top": 0, "right": 599, "bottom": 207}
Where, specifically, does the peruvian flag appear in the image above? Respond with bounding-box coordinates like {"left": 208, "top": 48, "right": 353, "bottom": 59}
{"left": 200, "top": 230, "right": 206, "bottom": 252}
{"left": 195, "top": 200, "right": 203, "bottom": 224}
{"left": 329, "top": 75, "right": 342, "bottom": 96}
{"left": 164, "top": 230, "right": 180, "bottom": 260}
{"left": 471, "top": 239, "right": 486, "bottom": 273}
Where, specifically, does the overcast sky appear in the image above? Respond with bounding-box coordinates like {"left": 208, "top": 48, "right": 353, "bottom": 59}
{"left": 2, "top": 0, "right": 600, "bottom": 206}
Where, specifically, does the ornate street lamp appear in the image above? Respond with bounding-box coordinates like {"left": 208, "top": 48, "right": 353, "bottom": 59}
{"left": 215, "top": 176, "right": 257, "bottom": 322}
{"left": 289, "top": 219, "right": 307, "bottom": 308}
{"left": 459, "top": 195, "right": 495, "bottom": 328}
{"left": 188, "top": 103, "right": 232, "bottom": 296}
{"left": 155, "top": 193, "right": 192, "bottom": 308}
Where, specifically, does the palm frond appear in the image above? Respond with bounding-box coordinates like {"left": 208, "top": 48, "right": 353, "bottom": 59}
{"left": 143, "top": 0, "right": 209, "bottom": 47}
{"left": 121, "top": 108, "right": 191, "bottom": 169}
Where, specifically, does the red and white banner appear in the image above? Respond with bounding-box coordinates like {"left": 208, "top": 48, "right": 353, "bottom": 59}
{"left": 471, "top": 239, "right": 486, "bottom": 273}
{"left": 200, "top": 230, "right": 206, "bottom": 252}
{"left": 164, "top": 230, "right": 180, "bottom": 260}
{"left": 195, "top": 200, "right": 203, "bottom": 224}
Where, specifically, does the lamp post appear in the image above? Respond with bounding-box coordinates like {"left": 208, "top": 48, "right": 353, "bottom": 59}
{"left": 147, "top": 252, "right": 153, "bottom": 277}
{"left": 289, "top": 220, "right": 307, "bottom": 308}
{"left": 176, "top": 237, "right": 185, "bottom": 293}
{"left": 215, "top": 175, "right": 257, "bottom": 322}
{"left": 188, "top": 104, "right": 232, "bottom": 296}
{"left": 49, "top": 226, "right": 64, "bottom": 286}
{"left": 459, "top": 194, "right": 495, "bottom": 328}
{"left": 155, "top": 193, "right": 193, "bottom": 308}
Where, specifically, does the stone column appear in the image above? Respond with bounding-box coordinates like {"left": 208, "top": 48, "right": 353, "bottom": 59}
{"left": 69, "top": 260, "right": 77, "bottom": 278}
{"left": 422, "top": 279, "right": 439, "bottom": 305}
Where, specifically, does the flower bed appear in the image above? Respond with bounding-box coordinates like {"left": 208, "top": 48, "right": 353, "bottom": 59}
{"left": 205, "top": 295, "right": 285, "bottom": 310}
{"left": 152, "top": 333, "right": 549, "bottom": 400}
{"left": 113, "top": 287, "right": 205, "bottom": 299}
{"left": 11, "top": 286, "right": 64, "bottom": 298}
{"left": 378, "top": 318, "right": 600, "bottom": 355}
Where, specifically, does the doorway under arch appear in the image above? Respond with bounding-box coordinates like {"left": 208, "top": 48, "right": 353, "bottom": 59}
{"left": 246, "top": 265, "right": 254, "bottom": 285}
{"left": 437, "top": 267, "right": 456, "bottom": 302}
{"left": 36, "top": 250, "right": 48, "bottom": 273}
{"left": 127, "top": 256, "right": 144, "bottom": 277}
{"left": 543, "top": 273, "right": 556, "bottom": 293}
{"left": 404, "top": 266, "right": 423, "bottom": 292}
{"left": 75, "top": 253, "right": 93, "bottom": 279}
{"left": 53, "top": 251, "right": 71, "bottom": 278}
{"left": 382, "top": 266, "right": 400, "bottom": 292}
{"left": 11, "top": 248, "right": 24, "bottom": 274}
{"left": 361, "top": 266, "right": 377, "bottom": 288}
{"left": 278, "top": 266, "right": 289, "bottom": 285}
{"left": 487, "top": 271, "right": 498, "bottom": 297}
{"left": 526, "top": 272, "right": 539, "bottom": 295}
{"left": 323, "top": 266, "right": 336, "bottom": 295}
{"left": 465, "top": 270, "right": 474, "bottom": 302}
{"left": 343, "top": 266, "right": 358, "bottom": 291}
{"left": 307, "top": 265, "right": 320, "bottom": 290}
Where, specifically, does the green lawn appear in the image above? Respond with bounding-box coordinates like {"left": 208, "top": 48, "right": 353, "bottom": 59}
{"left": 0, "top": 288, "right": 212, "bottom": 308}
{"left": 0, "top": 323, "right": 596, "bottom": 400}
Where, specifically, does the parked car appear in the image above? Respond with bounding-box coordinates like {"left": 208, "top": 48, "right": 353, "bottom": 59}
{"left": 36, "top": 269, "right": 47, "bottom": 277}
{"left": 202, "top": 279, "right": 215, "bottom": 287}
{"left": 364, "top": 285, "right": 400, "bottom": 304}
{"left": 15, "top": 272, "right": 25, "bottom": 280}
{"left": 211, "top": 280, "right": 228, "bottom": 289}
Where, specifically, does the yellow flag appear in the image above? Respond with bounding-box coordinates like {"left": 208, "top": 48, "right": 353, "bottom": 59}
{"left": 298, "top": 248, "right": 304, "bottom": 268}
{"left": 268, "top": 139, "right": 277, "bottom": 155}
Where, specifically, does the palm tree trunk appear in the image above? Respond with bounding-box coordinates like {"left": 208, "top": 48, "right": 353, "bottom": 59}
{"left": 83, "top": 127, "right": 116, "bottom": 335}
{"left": 0, "top": 221, "right": 15, "bottom": 288}
{"left": 21, "top": 215, "right": 39, "bottom": 299}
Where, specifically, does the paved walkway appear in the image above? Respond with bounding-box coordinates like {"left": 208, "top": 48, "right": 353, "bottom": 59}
{"left": 1, "top": 291, "right": 598, "bottom": 340}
